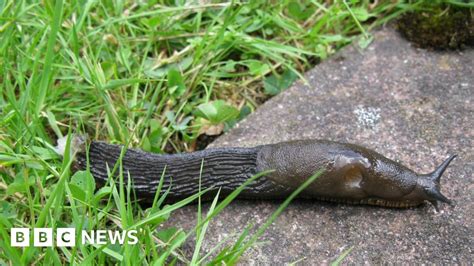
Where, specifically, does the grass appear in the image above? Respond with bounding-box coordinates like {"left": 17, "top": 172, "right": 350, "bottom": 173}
{"left": 0, "top": 0, "right": 470, "bottom": 264}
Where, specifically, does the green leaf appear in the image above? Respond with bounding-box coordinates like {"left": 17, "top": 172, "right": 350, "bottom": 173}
{"left": 263, "top": 69, "right": 298, "bottom": 96}
{"left": 287, "top": 1, "right": 314, "bottom": 20}
{"left": 143, "top": 120, "right": 166, "bottom": 152}
{"left": 352, "top": 7, "right": 371, "bottom": 22}
{"left": 358, "top": 34, "right": 374, "bottom": 49}
{"left": 70, "top": 170, "right": 96, "bottom": 200}
{"left": 142, "top": 210, "right": 169, "bottom": 228}
{"left": 288, "top": 1, "right": 303, "bottom": 19}
{"left": 164, "top": 111, "right": 191, "bottom": 132}
{"left": 224, "top": 105, "right": 252, "bottom": 132}
{"left": 244, "top": 19, "right": 264, "bottom": 33}
{"left": 7, "top": 175, "right": 34, "bottom": 195}
{"left": 173, "top": 116, "right": 192, "bottom": 131}
{"left": 30, "top": 145, "right": 60, "bottom": 161}
{"left": 194, "top": 100, "right": 239, "bottom": 125}
{"left": 94, "top": 186, "right": 113, "bottom": 202}
{"left": 238, "top": 105, "right": 252, "bottom": 120}
{"left": 68, "top": 183, "right": 86, "bottom": 201}
{"left": 0, "top": 201, "right": 17, "bottom": 219}
{"left": 157, "top": 228, "right": 179, "bottom": 243}
{"left": 247, "top": 60, "right": 270, "bottom": 76}
{"left": 142, "top": 136, "right": 152, "bottom": 152}
{"left": 167, "top": 68, "right": 186, "bottom": 97}
{"left": 222, "top": 60, "right": 237, "bottom": 72}
{"left": 145, "top": 16, "right": 162, "bottom": 28}
{"left": 165, "top": 111, "right": 176, "bottom": 124}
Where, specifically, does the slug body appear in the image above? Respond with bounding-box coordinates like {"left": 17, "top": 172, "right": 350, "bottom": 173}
{"left": 75, "top": 139, "right": 455, "bottom": 209}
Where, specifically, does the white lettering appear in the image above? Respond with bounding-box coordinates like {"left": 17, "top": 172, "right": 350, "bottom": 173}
{"left": 11, "top": 228, "right": 29, "bottom": 247}
{"left": 96, "top": 230, "right": 107, "bottom": 244}
{"left": 127, "top": 230, "right": 138, "bottom": 244}
{"left": 33, "top": 228, "right": 53, "bottom": 247}
{"left": 10, "top": 228, "right": 139, "bottom": 247}
{"left": 108, "top": 230, "right": 127, "bottom": 244}
{"left": 81, "top": 230, "right": 94, "bottom": 244}
{"left": 57, "top": 228, "right": 75, "bottom": 247}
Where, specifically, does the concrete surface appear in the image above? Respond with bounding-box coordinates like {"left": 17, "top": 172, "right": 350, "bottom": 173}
{"left": 165, "top": 25, "right": 473, "bottom": 264}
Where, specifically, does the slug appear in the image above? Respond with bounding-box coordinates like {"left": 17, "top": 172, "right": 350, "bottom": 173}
{"left": 73, "top": 139, "right": 456, "bottom": 210}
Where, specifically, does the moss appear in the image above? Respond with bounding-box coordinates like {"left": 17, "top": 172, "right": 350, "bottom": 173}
{"left": 397, "top": 4, "right": 473, "bottom": 49}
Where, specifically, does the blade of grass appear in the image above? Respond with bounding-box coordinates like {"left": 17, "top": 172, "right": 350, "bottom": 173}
{"left": 191, "top": 188, "right": 221, "bottom": 265}
{"left": 34, "top": 0, "right": 63, "bottom": 125}
{"left": 330, "top": 246, "right": 354, "bottom": 266}
{"left": 227, "top": 169, "right": 324, "bottom": 264}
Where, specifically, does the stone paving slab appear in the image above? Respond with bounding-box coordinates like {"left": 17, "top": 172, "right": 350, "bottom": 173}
{"left": 166, "top": 25, "right": 473, "bottom": 264}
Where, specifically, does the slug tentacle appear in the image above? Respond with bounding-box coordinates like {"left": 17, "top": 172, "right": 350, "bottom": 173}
{"left": 430, "top": 155, "right": 457, "bottom": 183}
{"left": 422, "top": 155, "right": 457, "bottom": 210}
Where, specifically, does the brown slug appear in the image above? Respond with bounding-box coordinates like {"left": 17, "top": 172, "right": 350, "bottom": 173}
{"left": 74, "top": 139, "right": 456, "bottom": 210}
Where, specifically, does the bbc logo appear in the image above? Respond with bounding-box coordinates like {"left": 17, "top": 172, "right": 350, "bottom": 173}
{"left": 11, "top": 228, "right": 75, "bottom": 247}
{"left": 11, "top": 228, "right": 139, "bottom": 247}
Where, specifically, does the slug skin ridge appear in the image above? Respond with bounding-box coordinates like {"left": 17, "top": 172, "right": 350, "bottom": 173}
{"left": 75, "top": 138, "right": 455, "bottom": 210}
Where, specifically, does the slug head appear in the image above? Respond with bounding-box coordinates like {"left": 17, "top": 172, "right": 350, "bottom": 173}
{"left": 414, "top": 155, "right": 457, "bottom": 211}
{"left": 361, "top": 154, "right": 456, "bottom": 210}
